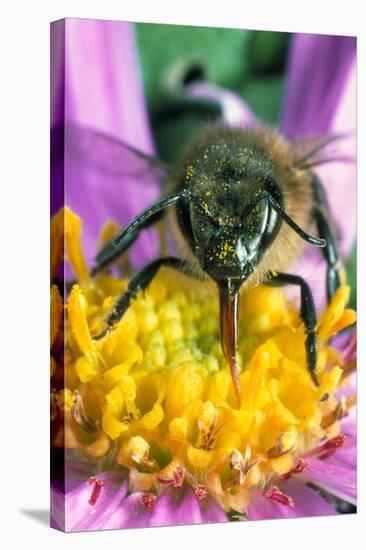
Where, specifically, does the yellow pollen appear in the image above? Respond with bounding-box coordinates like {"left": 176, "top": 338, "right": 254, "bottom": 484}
{"left": 186, "top": 165, "right": 195, "bottom": 180}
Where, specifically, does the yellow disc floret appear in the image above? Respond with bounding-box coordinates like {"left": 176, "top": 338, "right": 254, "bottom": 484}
{"left": 50, "top": 209, "right": 356, "bottom": 515}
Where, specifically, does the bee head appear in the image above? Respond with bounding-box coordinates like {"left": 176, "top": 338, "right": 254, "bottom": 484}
{"left": 189, "top": 184, "right": 281, "bottom": 283}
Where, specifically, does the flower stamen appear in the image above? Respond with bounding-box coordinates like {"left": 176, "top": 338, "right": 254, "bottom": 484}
{"left": 321, "top": 397, "right": 349, "bottom": 429}
{"left": 122, "top": 411, "right": 137, "bottom": 424}
{"left": 87, "top": 477, "right": 105, "bottom": 506}
{"left": 264, "top": 486, "right": 295, "bottom": 507}
{"left": 224, "top": 447, "right": 260, "bottom": 490}
{"left": 140, "top": 493, "right": 156, "bottom": 511}
{"left": 283, "top": 458, "right": 308, "bottom": 480}
{"left": 157, "top": 466, "right": 185, "bottom": 488}
{"left": 71, "top": 391, "right": 97, "bottom": 433}
{"left": 118, "top": 437, "right": 158, "bottom": 471}
{"left": 303, "top": 434, "right": 347, "bottom": 460}
{"left": 267, "top": 432, "right": 296, "bottom": 459}
{"left": 341, "top": 359, "right": 357, "bottom": 380}
{"left": 194, "top": 484, "right": 208, "bottom": 501}
{"left": 196, "top": 403, "right": 224, "bottom": 451}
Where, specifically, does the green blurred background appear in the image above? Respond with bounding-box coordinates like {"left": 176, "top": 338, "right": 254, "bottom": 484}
{"left": 135, "top": 23, "right": 356, "bottom": 307}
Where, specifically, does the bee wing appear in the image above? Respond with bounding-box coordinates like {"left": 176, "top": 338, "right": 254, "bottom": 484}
{"left": 290, "top": 133, "right": 355, "bottom": 170}
{"left": 62, "top": 124, "right": 170, "bottom": 186}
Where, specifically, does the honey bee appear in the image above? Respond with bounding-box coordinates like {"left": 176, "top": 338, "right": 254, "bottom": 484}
{"left": 68, "top": 124, "right": 342, "bottom": 404}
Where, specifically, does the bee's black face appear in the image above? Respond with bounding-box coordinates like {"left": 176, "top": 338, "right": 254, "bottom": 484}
{"left": 191, "top": 199, "right": 272, "bottom": 282}
{"left": 175, "top": 128, "right": 286, "bottom": 285}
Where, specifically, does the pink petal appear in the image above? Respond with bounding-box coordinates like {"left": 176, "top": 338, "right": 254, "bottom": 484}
{"left": 332, "top": 330, "right": 357, "bottom": 365}
{"left": 64, "top": 471, "right": 128, "bottom": 532}
{"left": 185, "top": 81, "right": 256, "bottom": 127}
{"left": 335, "top": 373, "right": 357, "bottom": 402}
{"left": 340, "top": 406, "right": 357, "bottom": 438}
{"left": 199, "top": 496, "right": 228, "bottom": 524}
{"left": 281, "top": 34, "right": 356, "bottom": 138}
{"left": 111, "top": 485, "right": 227, "bottom": 529}
{"left": 51, "top": 19, "right": 159, "bottom": 271}
{"left": 282, "top": 35, "right": 356, "bottom": 306}
{"left": 248, "top": 478, "right": 337, "bottom": 520}
{"left": 148, "top": 486, "right": 209, "bottom": 527}
{"left": 302, "top": 458, "right": 356, "bottom": 505}
{"left": 75, "top": 484, "right": 228, "bottom": 530}
{"left": 102, "top": 492, "right": 154, "bottom": 529}
{"left": 330, "top": 435, "right": 357, "bottom": 469}
{"left": 51, "top": 462, "right": 98, "bottom": 530}
{"left": 50, "top": 486, "right": 66, "bottom": 531}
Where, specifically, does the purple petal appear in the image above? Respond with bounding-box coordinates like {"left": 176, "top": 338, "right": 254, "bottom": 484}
{"left": 149, "top": 486, "right": 201, "bottom": 526}
{"left": 185, "top": 82, "right": 256, "bottom": 127}
{"left": 335, "top": 373, "right": 357, "bottom": 402}
{"left": 332, "top": 331, "right": 357, "bottom": 408}
{"left": 281, "top": 35, "right": 356, "bottom": 300}
{"left": 247, "top": 492, "right": 286, "bottom": 520}
{"left": 51, "top": 21, "right": 65, "bottom": 130}
{"left": 65, "top": 462, "right": 96, "bottom": 488}
{"left": 199, "top": 496, "right": 228, "bottom": 524}
{"left": 63, "top": 471, "right": 128, "bottom": 532}
{"left": 281, "top": 34, "right": 356, "bottom": 138}
{"left": 109, "top": 485, "right": 227, "bottom": 529}
{"left": 329, "top": 409, "right": 357, "bottom": 475}
{"left": 332, "top": 329, "right": 357, "bottom": 361}
{"left": 340, "top": 406, "right": 356, "bottom": 438}
{"left": 55, "top": 474, "right": 228, "bottom": 531}
{"left": 101, "top": 493, "right": 152, "bottom": 529}
{"left": 51, "top": 462, "right": 97, "bottom": 530}
{"left": 51, "top": 20, "right": 66, "bottom": 217}
{"left": 282, "top": 478, "right": 339, "bottom": 517}
{"left": 302, "top": 457, "right": 356, "bottom": 505}
{"left": 51, "top": 18, "right": 159, "bottom": 271}
{"left": 333, "top": 330, "right": 357, "bottom": 400}
{"left": 330, "top": 435, "right": 357, "bottom": 469}
{"left": 50, "top": 485, "right": 66, "bottom": 530}
{"left": 248, "top": 478, "right": 337, "bottom": 520}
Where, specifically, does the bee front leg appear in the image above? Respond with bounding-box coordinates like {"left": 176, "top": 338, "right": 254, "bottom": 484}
{"left": 265, "top": 272, "right": 320, "bottom": 389}
{"left": 66, "top": 207, "right": 166, "bottom": 293}
{"left": 91, "top": 192, "right": 184, "bottom": 277}
{"left": 93, "top": 256, "right": 195, "bottom": 340}
{"left": 91, "top": 210, "right": 164, "bottom": 276}
{"left": 310, "top": 173, "right": 342, "bottom": 303}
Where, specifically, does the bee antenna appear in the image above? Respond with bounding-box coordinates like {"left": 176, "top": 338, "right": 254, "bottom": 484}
{"left": 242, "top": 190, "right": 326, "bottom": 248}
{"left": 265, "top": 193, "right": 327, "bottom": 248}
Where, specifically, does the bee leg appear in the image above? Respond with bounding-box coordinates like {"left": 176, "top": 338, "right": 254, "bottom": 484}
{"left": 91, "top": 209, "right": 164, "bottom": 277}
{"left": 265, "top": 272, "right": 319, "bottom": 388}
{"left": 88, "top": 192, "right": 185, "bottom": 279}
{"left": 313, "top": 207, "right": 342, "bottom": 302}
{"left": 310, "top": 173, "right": 342, "bottom": 302}
{"left": 92, "top": 193, "right": 183, "bottom": 276}
{"left": 65, "top": 210, "right": 166, "bottom": 293}
{"left": 93, "top": 256, "right": 194, "bottom": 340}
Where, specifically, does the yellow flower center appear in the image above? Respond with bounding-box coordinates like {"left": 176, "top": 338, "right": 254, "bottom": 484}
{"left": 51, "top": 208, "right": 356, "bottom": 514}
